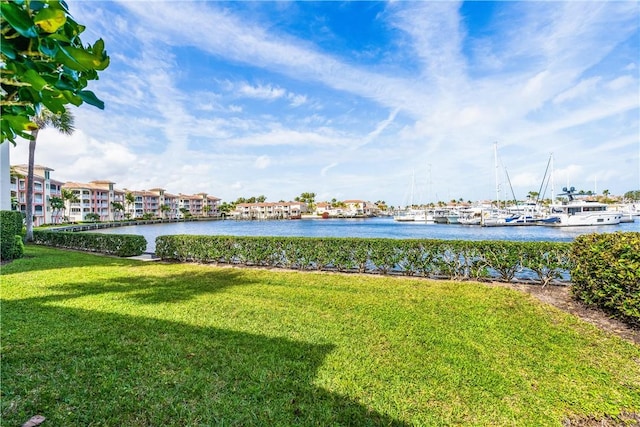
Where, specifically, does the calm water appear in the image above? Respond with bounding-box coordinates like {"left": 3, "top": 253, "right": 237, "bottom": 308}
{"left": 92, "top": 217, "right": 640, "bottom": 252}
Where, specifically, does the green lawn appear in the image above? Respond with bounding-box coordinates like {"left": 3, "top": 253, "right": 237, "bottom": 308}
{"left": 2, "top": 246, "right": 639, "bottom": 426}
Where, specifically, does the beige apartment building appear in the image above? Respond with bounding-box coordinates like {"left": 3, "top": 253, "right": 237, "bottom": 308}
{"left": 177, "top": 193, "right": 221, "bottom": 218}
{"left": 233, "top": 201, "right": 308, "bottom": 219}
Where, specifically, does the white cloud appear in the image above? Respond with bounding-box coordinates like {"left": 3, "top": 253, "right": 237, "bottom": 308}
{"left": 17, "top": 0, "right": 636, "bottom": 206}
{"left": 254, "top": 155, "right": 271, "bottom": 169}
{"left": 287, "top": 93, "right": 308, "bottom": 107}
{"left": 553, "top": 77, "right": 601, "bottom": 104}
{"left": 239, "top": 83, "right": 286, "bottom": 100}
{"left": 321, "top": 162, "right": 338, "bottom": 177}
{"left": 607, "top": 75, "right": 635, "bottom": 91}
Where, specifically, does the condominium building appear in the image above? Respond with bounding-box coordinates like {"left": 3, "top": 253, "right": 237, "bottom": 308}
{"left": 122, "top": 189, "right": 160, "bottom": 219}
{"left": 233, "top": 201, "right": 308, "bottom": 219}
{"left": 63, "top": 180, "right": 125, "bottom": 222}
{"left": 148, "top": 188, "right": 179, "bottom": 219}
{"left": 10, "top": 164, "right": 64, "bottom": 226}
{"left": 178, "top": 193, "right": 221, "bottom": 218}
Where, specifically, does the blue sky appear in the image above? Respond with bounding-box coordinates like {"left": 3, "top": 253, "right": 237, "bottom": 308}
{"left": 10, "top": 0, "right": 640, "bottom": 206}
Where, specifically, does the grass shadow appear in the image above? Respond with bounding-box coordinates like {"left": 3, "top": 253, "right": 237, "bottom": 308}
{"left": 1, "top": 245, "right": 141, "bottom": 275}
{"left": 45, "top": 269, "right": 256, "bottom": 305}
{"left": 2, "top": 298, "right": 408, "bottom": 426}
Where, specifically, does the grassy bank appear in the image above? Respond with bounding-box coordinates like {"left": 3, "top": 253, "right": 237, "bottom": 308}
{"left": 2, "top": 246, "right": 639, "bottom": 426}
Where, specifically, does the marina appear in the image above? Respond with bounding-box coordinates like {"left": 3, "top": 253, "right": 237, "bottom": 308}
{"left": 90, "top": 216, "right": 639, "bottom": 253}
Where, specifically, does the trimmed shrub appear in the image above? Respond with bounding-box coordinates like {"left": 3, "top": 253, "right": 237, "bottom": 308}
{"left": 571, "top": 232, "right": 640, "bottom": 326}
{"left": 155, "top": 235, "right": 572, "bottom": 285}
{"left": 33, "top": 230, "right": 146, "bottom": 257}
{"left": 12, "top": 235, "right": 25, "bottom": 259}
{"left": 1, "top": 210, "right": 24, "bottom": 261}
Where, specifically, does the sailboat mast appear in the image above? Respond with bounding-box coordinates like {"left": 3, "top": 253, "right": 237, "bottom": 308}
{"left": 550, "top": 153, "right": 555, "bottom": 203}
{"left": 494, "top": 142, "right": 500, "bottom": 209}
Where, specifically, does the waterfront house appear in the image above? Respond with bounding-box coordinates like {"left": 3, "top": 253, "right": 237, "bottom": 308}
{"left": 233, "top": 201, "right": 308, "bottom": 220}
{"left": 343, "top": 200, "right": 379, "bottom": 217}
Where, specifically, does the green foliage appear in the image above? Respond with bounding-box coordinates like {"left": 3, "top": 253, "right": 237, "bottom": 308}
{"left": 0, "top": 210, "right": 24, "bottom": 260}
{"left": 33, "top": 229, "right": 146, "bottom": 257}
{"left": 12, "top": 234, "right": 25, "bottom": 258}
{"left": 571, "top": 232, "right": 640, "bottom": 326}
{"left": 84, "top": 212, "right": 100, "bottom": 222}
{"left": 1, "top": 0, "right": 109, "bottom": 143}
{"left": 155, "top": 235, "right": 573, "bottom": 285}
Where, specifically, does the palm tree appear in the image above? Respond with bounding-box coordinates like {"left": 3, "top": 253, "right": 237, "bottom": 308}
{"left": 110, "top": 201, "right": 125, "bottom": 220}
{"left": 159, "top": 203, "right": 171, "bottom": 219}
{"left": 48, "top": 196, "right": 65, "bottom": 224}
{"left": 125, "top": 192, "right": 135, "bottom": 219}
{"left": 25, "top": 108, "right": 75, "bottom": 241}
{"left": 61, "top": 188, "right": 79, "bottom": 223}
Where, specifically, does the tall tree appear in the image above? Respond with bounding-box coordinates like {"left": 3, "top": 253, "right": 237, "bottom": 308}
{"left": 159, "top": 203, "right": 170, "bottom": 219}
{"left": 125, "top": 192, "right": 135, "bottom": 218}
{"left": 24, "top": 108, "right": 74, "bottom": 240}
{"left": 48, "top": 195, "right": 64, "bottom": 224}
{"left": 61, "top": 187, "right": 78, "bottom": 222}
{"left": 1, "top": 0, "right": 109, "bottom": 221}
{"left": 111, "top": 201, "right": 125, "bottom": 220}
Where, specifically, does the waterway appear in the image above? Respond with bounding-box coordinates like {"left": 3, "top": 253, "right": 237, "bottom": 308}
{"left": 91, "top": 217, "right": 639, "bottom": 253}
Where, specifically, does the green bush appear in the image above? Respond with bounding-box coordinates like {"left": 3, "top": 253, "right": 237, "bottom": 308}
{"left": 571, "top": 232, "right": 640, "bottom": 326}
{"left": 155, "top": 235, "right": 572, "bottom": 285}
{"left": 33, "top": 230, "right": 146, "bottom": 257}
{"left": 1, "top": 210, "right": 24, "bottom": 261}
{"left": 12, "top": 235, "right": 25, "bottom": 259}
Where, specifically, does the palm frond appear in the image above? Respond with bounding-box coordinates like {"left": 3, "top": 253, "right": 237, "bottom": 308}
{"left": 32, "top": 107, "right": 76, "bottom": 134}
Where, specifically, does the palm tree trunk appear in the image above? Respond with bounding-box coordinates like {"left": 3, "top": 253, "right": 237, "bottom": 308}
{"left": 25, "top": 129, "right": 39, "bottom": 242}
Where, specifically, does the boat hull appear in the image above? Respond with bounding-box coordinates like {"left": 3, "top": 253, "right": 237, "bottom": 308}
{"left": 543, "top": 212, "right": 622, "bottom": 227}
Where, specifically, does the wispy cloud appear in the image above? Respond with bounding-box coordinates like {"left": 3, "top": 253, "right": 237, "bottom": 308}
{"left": 10, "top": 0, "right": 638, "bottom": 205}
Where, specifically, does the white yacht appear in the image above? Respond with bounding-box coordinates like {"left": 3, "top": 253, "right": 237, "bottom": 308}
{"left": 544, "top": 187, "right": 622, "bottom": 227}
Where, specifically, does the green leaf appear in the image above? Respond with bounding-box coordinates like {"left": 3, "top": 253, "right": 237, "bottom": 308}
{"left": 61, "top": 90, "right": 83, "bottom": 106}
{"left": 54, "top": 48, "right": 87, "bottom": 72}
{"left": 40, "top": 92, "right": 66, "bottom": 114}
{"left": 22, "top": 69, "right": 50, "bottom": 91}
{"left": 93, "top": 38, "right": 105, "bottom": 55}
{"left": 0, "top": 2, "right": 38, "bottom": 38}
{"left": 0, "top": 35, "right": 17, "bottom": 59}
{"left": 34, "top": 7, "right": 66, "bottom": 33}
{"left": 1, "top": 114, "right": 38, "bottom": 133}
{"left": 28, "top": 1, "right": 47, "bottom": 12}
{"left": 78, "top": 90, "right": 104, "bottom": 109}
{"left": 44, "top": 32, "right": 71, "bottom": 43}
{"left": 56, "top": 45, "right": 109, "bottom": 72}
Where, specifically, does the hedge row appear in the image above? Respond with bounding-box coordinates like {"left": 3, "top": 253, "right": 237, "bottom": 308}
{"left": 155, "top": 235, "right": 572, "bottom": 285}
{"left": 0, "top": 210, "right": 24, "bottom": 261}
{"left": 33, "top": 230, "right": 146, "bottom": 257}
{"left": 571, "top": 232, "right": 640, "bottom": 326}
